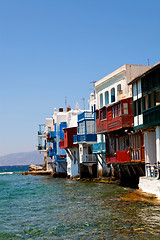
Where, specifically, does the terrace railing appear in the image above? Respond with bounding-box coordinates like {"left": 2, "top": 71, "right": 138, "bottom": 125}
{"left": 73, "top": 134, "right": 97, "bottom": 143}
{"left": 143, "top": 105, "right": 160, "bottom": 128}
{"left": 78, "top": 112, "right": 95, "bottom": 122}
{"left": 82, "top": 154, "right": 97, "bottom": 163}
{"left": 146, "top": 163, "right": 160, "bottom": 178}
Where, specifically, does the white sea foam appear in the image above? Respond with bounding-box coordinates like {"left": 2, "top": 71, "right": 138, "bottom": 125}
{"left": 0, "top": 172, "right": 13, "bottom": 175}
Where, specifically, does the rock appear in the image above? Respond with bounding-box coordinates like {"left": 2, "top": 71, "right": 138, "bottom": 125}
{"left": 29, "top": 165, "right": 43, "bottom": 172}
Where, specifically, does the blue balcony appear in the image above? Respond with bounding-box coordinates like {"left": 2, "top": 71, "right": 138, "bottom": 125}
{"left": 93, "top": 142, "right": 106, "bottom": 153}
{"left": 49, "top": 131, "right": 56, "bottom": 139}
{"left": 48, "top": 142, "right": 57, "bottom": 157}
{"left": 38, "top": 124, "right": 45, "bottom": 135}
{"left": 73, "top": 134, "right": 97, "bottom": 143}
{"left": 78, "top": 112, "right": 95, "bottom": 122}
{"left": 49, "top": 149, "right": 56, "bottom": 157}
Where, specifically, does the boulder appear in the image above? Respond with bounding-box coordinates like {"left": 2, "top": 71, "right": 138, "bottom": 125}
{"left": 29, "top": 165, "right": 43, "bottom": 172}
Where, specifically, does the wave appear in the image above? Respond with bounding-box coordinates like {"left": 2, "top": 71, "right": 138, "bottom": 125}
{"left": 0, "top": 172, "right": 13, "bottom": 175}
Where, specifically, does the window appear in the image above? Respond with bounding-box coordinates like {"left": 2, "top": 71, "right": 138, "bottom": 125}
{"left": 102, "top": 108, "right": 106, "bottom": 119}
{"left": 119, "top": 137, "right": 125, "bottom": 151}
{"left": 105, "top": 91, "right": 109, "bottom": 105}
{"left": 134, "top": 101, "right": 138, "bottom": 116}
{"left": 123, "top": 103, "right": 128, "bottom": 115}
{"left": 100, "top": 108, "right": 107, "bottom": 120}
{"left": 96, "top": 111, "right": 99, "bottom": 119}
{"left": 86, "top": 121, "right": 96, "bottom": 134}
{"left": 118, "top": 103, "right": 121, "bottom": 116}
{"left": 100, "top": 93, "right": 103, "bottom": 108}
{"left": 138, "top": 98, "right": 142, "bottom": 115}
{"left": 112, "top": 106, "right": 115, "bottom": 118}
{"left": 149, "top": 92, "right": 154, "bottom": 108}
{"left": 111, "top": 88, "right": 115, "bottom": 103}
{"left": 117, "top": 84, "right": 122, "bottom": 95}
{"left": 144, "top": 95, "right": 148, "bottom": 110}
{"left": 155, "top": 90, "right": 160, "bottom": 106}
{"left": 116, "top": 138, "right": 119, "bottom": 152}
{"left": 112, "top": 104, "right": 121, "bottom": 118}
{"left": 78, "top": 122, "right": 85, "bottom": 134}
{"left": 115, "top": 105, "right": 118, "bottom": 118}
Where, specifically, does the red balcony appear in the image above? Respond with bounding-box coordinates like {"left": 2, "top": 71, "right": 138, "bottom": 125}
{"left": 63, "top": 127, "right": 78, "bottom": 148}
{"left": 106, "top": 151, "right": 130, "bottom": 164}
{"left": 96, "top": 107, "right": 107, "bottom": 134}
{"left": 96, "top": 98, "right": 133, "bottom": 134}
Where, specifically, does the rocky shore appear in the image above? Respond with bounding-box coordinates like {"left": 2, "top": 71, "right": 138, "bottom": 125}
{"left": 120, "top": 189, "right": 160, "bottom": 205}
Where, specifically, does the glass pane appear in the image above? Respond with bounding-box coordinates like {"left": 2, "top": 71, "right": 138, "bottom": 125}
{"left": 123, "top": 103, "right": 128, "bottom": 115}
{"left": 100, "top": 93, "right": 103, "bottom": 108}
{"left": 155, "top": 90, "right": 160, "bottom": 106}
{"left": 111, "top": 88, "right": 115, "bottom": 103}
{"left": 105, "top": 91, "right": 109, "bottom": 105}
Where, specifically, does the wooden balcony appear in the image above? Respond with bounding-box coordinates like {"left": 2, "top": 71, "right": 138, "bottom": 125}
{"left": 63, "top": 127, "right": 78, "bottom": 148}
{"left": 96, "top": 98, "right": 133, "bottom": 134}
{"left": 143, "top": 104, "right": 160, "bottom": 128}
{"left": 106, "top": 151, "right": 130, "bottom": 164}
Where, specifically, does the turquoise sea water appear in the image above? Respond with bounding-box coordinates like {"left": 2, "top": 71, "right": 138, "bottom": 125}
{"left": 0, "top": 166, "right": 160, "bottom": 240}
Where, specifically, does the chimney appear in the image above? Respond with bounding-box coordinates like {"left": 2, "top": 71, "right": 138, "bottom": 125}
{"left": 66, "top": 107, "right": 71, "bottom": 112}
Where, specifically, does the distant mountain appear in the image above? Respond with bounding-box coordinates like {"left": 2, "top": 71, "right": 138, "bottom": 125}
{"left": 0, "top": 151, "right": 44, "bottom": 166}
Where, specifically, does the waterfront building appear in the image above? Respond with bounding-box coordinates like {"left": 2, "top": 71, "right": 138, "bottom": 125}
{"left": 94, "top": 64, "right": 150, "bottom": 185}
{"left": 37, "top": 119, "right": 54, "bottom": 170}
{"left": 129, "top": 62, "right": 160, "bottom": 197}
{"left": 60, "top": 104, "right": 82, "bottom": 177}
{"left": 37, "top": 108, "right": 68, "bottom": 173}
{"left": 73, "top": 93, "right": 98, "bottom": 178}
{"left": 37, "top": 105, "right": 83, "bottom": 175}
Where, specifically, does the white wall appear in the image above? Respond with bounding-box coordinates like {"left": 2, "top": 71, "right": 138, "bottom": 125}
{"left": 156, "top": 126, "right": 160, "bottom": 163}
{"left": 144, "top": 131, "right": 156, "bottom": 165}
{"left": 139, "top": 177, "right": 160, "bottom": 199}
{"left": 95, "top": 64, "right": 149, "bottom": 110}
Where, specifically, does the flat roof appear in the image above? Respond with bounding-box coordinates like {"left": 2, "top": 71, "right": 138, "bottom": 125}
{"left": 95, "top": 64, "right": 149, "bottom": 89}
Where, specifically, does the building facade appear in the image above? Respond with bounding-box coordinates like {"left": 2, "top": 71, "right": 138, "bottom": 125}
{"left": 129, "top": 62, "right": 160, "bottom": 197}
{"left": 94, "top": 64, "right": 150, "bottom": 186}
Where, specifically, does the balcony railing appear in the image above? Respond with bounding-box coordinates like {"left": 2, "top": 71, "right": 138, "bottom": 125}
{"left": 93, "top": 142, "right": 106, "bottom": 153}
{"left": 78, "top": 112, "right": 95, "bottom": 122}
{"left": 146, "top": 163, "right": 160, "bottom": 178}
{"left": 37, "top": 145, "right": 46, "bottom": 151}
{"left": 73, "top": 134, "right": 97, "bottom": 143}
{"left": 82, "top": 154, "right": 97, "bottom": 163}
{"left": 143, "top": 104, "right": 160, "bottom": 128}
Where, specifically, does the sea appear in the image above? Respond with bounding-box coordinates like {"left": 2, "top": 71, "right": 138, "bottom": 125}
{"left": 0, "top": 165, "right": 160, "bottom": 240}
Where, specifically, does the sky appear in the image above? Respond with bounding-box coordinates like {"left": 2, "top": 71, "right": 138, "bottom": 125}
{"left": 0, "top": 0, "right": 160, "bottom": 156}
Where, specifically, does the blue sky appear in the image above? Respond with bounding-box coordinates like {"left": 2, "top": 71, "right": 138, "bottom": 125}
{"left": 0, "top": 0, "right": 160, "bottom": 156}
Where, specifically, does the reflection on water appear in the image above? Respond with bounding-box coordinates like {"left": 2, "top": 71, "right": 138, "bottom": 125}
{"left": 0, "top": 174, "right": 160, "bottom": 239}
